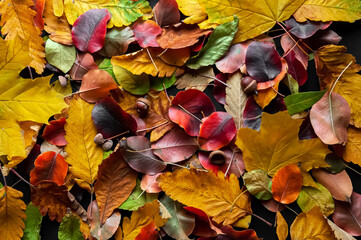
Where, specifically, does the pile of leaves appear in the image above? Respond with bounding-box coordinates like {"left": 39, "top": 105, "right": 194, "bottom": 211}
{"left": 2, "top": 0, "right": 361, "bottom": 239}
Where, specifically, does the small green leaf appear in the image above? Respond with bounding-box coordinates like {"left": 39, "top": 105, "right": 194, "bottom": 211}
{"left": 99, "top": 58, "right": 117, "bottom": 83}
{"left": 284, "top": 74, "right": 299, "bottom": 94}
{"left": 284, "top": 90, "right": 327, "bottom": 115}
{"left": 113, "top": 65, "right": 150, "bottom": 95}
{"left": 297, "top": 183, "right": 334, "bottom": 217}
{"left": 243, "top": 169, "right": 273, "bottom": 200}
{"left": 119, "top": 179, "right": 158, "bottom": 211}
{"left": 325, "top": 153, "right": 347, "bottom": 174}
{"left": 150, "top": 73, "right": 177, "bottom": 91}
{"left": 97, "top": 27, "right": 135, "bottom": 57}
{"left": 58, "top": 214, "right": 83, "bottom": 240}
{"left": 103, "top": 150, "right": 113, "bottom": 160}
{"left": 186, "top": 16, "right": 239, "bottom": 69}
{"left": 22, "top": 202, "right": 43, "bottom": 240}
{"left": 45, "top": 39, "right": 76, "bottom": 73}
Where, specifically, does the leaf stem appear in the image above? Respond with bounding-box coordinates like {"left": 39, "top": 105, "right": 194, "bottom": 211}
{"left": 105, "top": 130, "right": 129, "bottom": 140}
{"left": 198, "top": 74, "right": 230, "bottom": 87}
{"left": 230, "top": 189, "right": 248, "bottom": 212}
{"left": 10, "top": 168, "right": 33, "bottom": 187}
{"left": 224, "top": 149, "right": 235, "bottom": 177}
{"left": 146, "top": 48, "right": 159, "bottom": 72}
{"left": 136, "top": 120, "right": 169, "bottom": 133}
{"left": 346, "top": 165, "right": 361, "bottom": 176}
{"left": 276, "top": 22, "right": 309, "bottom": 56}
{"left": 163, "top": 83, "right": 172, "bottom": 103}
{"left": 248, "top": 212, "right": 273, "bottom": 226}
{"left": 177, "top": 104, "right": 203, "bottom": 123}
{"left": 27, "top": 66, "right": 34, "bottom": 80}
{"left": 64, "top": 86, "right": 103, "bottom": 98}
{"left": 136, "top": 175, "right": 157, "bottom": 200}
{"left": 285, "top": 205, "right": 299, "bottom": 216}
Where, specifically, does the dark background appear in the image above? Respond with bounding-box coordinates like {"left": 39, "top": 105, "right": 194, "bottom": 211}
{"left": 2, "top": 2, "right": 361, "bottom": 239}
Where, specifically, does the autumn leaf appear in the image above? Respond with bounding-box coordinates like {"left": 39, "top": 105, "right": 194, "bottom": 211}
{"left": 197, "top": 0, "right": 305, "bottom": 42}
{"left": 344, "top": 126, "right": 361, "bottom": 167}
{"left": 276, "top": 212, "right": 288, "bottom": 240}
{"left": 45, "top": 39, "right": 76, "bottom": 73}
{"left": 290, "top": 207, "right": 337, "bottom": 239}
{"left": 158, "top": 169, "right": 252, "bottom": 228}
{"left": 64, "top": 97, "right": 103, "bottom": 191}
{"left": 175, "top": 0, "right": 207, "bottom": 24}
{"left": 23, "top": 202, "right": 43, "bottom": 240}
{"left": 236, "top": 111, "right": 330, "bottom": 176}
{"left": 0, "top": 186, "right": 26, "bottom": 240}
{"left": 175, "top": 67, "right": 214, "bottom": 92}
{"left": 94, "top": 147, "right": 137, "bottom": 224}
{"left": 243, "top": 169, "right": 272, "bottom": 200}
{"left": 58, "top": 214, "right": 83, "bottom": 240}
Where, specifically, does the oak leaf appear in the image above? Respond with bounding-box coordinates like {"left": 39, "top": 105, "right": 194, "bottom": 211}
{"left": 158, "top": 169, "right": 252, "bottom": 228}
{"left": 64, "top": 97, "right": 103, "bottom": 191}
{"left": 0, "top": 186, "right": 27, "bottom": 240}
{"left": 236, "top": 111, "right": 330, "bottom": 177}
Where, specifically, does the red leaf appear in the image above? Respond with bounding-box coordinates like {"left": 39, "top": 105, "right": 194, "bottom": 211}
{"left": 135, "top": 221, "right": 158, "bottom": 240}
{"left": 184, "top": 207, "right": 220, "bottom": 237}
{"left": 141, "top": 173, "right": 162, "bottom": 193}
{"left": 132, "top": 20, "right": 162, "bottom": 48}
{"left": 198, "top": 112, "right": 236, "bottom": 151}
{"left": 34, "top": 0, "right": 45, "bottom": 30}
{"left": 168, "top": 89, "right": 215, "bottom": 136}
{"left": 216, "top": 43, "right": 248, "bottom": 73}
{"left": 42, "top": 118, "right": 67, "bottom": 146}
{"left": 284, "top": 50, "right": 308, "bottom": 86}
{"left": 151, "top": 127, "right": 198, "bottom": 163}
{"left": 212, "top": 73, "right": 228, "bottom": 105}
{"left": 69, "top": 53, "right": 98, "bottom": 79}
{"left": 153, "top": 0, "right": 180, "bottom": 27}
{"left": 281, "top": 34, "right": 309, "bottom": 69}
{"left": 218, "top": 225, "right": 261, "bottom": 240}
{"left": 30, "top": 151, "right": 68, "bottom": 186}
{"left": 72, "top": 9, "right": 111, "bottom": 53}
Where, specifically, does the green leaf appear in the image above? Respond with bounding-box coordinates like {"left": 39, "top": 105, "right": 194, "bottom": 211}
{"left": 58, "top": 214, "right": 83, "bottom": 240}
{"left": 113, "top": 65, "right": 150, "bottom": 95}
{"left": 284, "top": 90, "right": 327, "bottom": 115}
{"left": 119, "top": 179, "right": 158, "bottom": 211}
{"left": 98, "top": 27, "right": 135, "bottom": 58}
{"left": 22, "top": 202, "right": 43, "bottom": 240}
{"left": 186, "top": 16, "right": 239, "bottom": 69}
{"left": 99, "top": 58, "right": 117, "bottom": 83}
{"left": 325, "top": 153, "right": 347, "bottom": 174}
{"left": 45, "top": 39, "right": 76, "bottom": 73}
{"left": 243, "top": 169, "right": 273, "bottom": 200}
{"left": 284, "top": 74, "right": 299, "bottom": 94}
{"left": 297, "top": 183, "right": 334, "bottom": 217}
{"left": 150, "top": 73, "right": 177, "bottom": 91}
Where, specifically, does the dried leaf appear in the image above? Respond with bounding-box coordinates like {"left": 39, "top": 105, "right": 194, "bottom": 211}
{"left": 276, "top": 212, "right": 288, "bottom": 240}
{"left": 243, "top": 169, "right": 272, "bottom": 200}
{"left": 175, "top": 0, "right": 207, "bottom": 24}
{"left": 344, "top": 126, "right": 361, "bottom": 167}
{"left": 175, "top": 67, "right": 214, "bottom": 92}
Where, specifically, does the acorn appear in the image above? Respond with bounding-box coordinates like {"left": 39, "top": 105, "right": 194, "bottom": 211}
{"left": 241, "top": 76, "right": 258, "bottom": 95}
{"left": 136, "top": 97, "right": 150, "bottom": 118}
{"left": 94, "top": 133, "right": 105, "bottom": 145}
{"left": 58, "top": 75, "right": 67, "bottom": 87}
{"left": 209, "top": 150, "right": 226, "bottom": 166}
{"left": 102, "top": 140, "right": 113, "bottom": 151}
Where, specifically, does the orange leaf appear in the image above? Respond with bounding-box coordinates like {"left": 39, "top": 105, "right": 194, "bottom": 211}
{"left": 135, "top": 221, "right": 158, "bottom": 240}
{"left": 30, "top": 151, "right": 69, "bottom": 186}
{"left": 94, "top": 147, "right": 137, "bottom": 224}
{"left": 272, "top": 164, "right": 303, "bottom": 204}
{"left": 0, "top": 186, "right": 26, "bottom": 240}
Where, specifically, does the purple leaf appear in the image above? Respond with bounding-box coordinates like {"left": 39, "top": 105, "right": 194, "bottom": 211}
{"left": 284, "top": 50, "right": 308, "bottom": 86}
{"left": 285, "top": 17, "right": 331, "bottom": 39}
{"left": 154, "top": 0, "right": 180, "bottom": 27}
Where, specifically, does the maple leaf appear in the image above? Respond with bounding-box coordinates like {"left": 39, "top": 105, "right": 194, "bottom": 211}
{"left": 0, "top": 186, "right": 27, "bottom": 240}
{"left": 64, "top": 97, "right": 103, "bottom": 191}
{"left": 63, "top": 0, "right": 152, "bottom": 28}
{"left": 236, "top": 111, "right": 330, "bottom": 177}
{"left": 196, "top": 0, "right": 305, "bottom": 42}
{"left": 158, "top": 169, "right": 252, "bottom": 228}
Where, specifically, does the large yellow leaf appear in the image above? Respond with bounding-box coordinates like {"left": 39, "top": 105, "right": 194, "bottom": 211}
{"left": 115, "top": 200, "right": 168, "bottom": 240}
{"left": 294, "top": 0, "right": 361, "bottom": 22}
{"left": 158, "top": 169, "right": 252, "bottom": 228}
{"left": 0, "top": 186, "right": 27, "bottom": 240}
{"left": 290, "top": 207, "right": 336, "bottom": 240}
{"left": 236, "top": 111, "right": 330, "bottom": 177}
{"left": 64, "top": 97, "right": 103, "bottom": 191}
{"left": 112, "top": 49, "right": 184, "bottom": 77}
{"left": 175, "top": 0, "right": 207, "bottom": 24}
{"left": 0, "top": 0, "right": 46, "bottom": 73}
{"left": 197, "top": 0, "right": 305, "bottom": 42}
{"left": 0, "top": 37, "right": 32, "bottom": 74}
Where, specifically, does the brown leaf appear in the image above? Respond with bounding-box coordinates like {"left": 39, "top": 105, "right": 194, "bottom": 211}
{"left": 175, "top": 67, "right": 214, "bottom": 92}
{"left": 276, "top": 212, "right": 288, "bottom": 240}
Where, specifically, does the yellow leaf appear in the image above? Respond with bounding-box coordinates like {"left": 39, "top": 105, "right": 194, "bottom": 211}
{"left": 0, "top": 0, "right": 46, "bottom": 73}
{"left": 314, "top": 45, "right": 361, "bottom": 127}
{"left": 175, "top": 0, "right": 207, "bottom": 24}
{"left": 112, "top": 49, "right": 184, "bottom": 77}
{"left": 0, "top": 121, "right": 26, "bottom": 161}
{"left": 236, "top": 111, "right": 330, "bottom": 177}
{"left": 64, "top": 97, "right": 103, "bottom": 191}
{"left": 294, "top": 0, "right": 361, "bottom": 22}
{"left": 0, "top": 37, "right": 32, "bottom": 74}
{"left": 158, "top": 169, "right": 252, "bottom": 227}
{"left": 276, "top": 212, "right": 288, "bottom": 240}
{"left": 53, "top": 0, "right": 64, "bottom": 17}
{"left": 115, "top": 200, "right": 167, "bottom": 240}
{"left": 290, "top": 207, "right": 336, "bottom": 240}
{"left": 344, "top": 126, "right": 361, "bottom": 167}
{"left": 0, "top": 186, "right": 27, "bottom": 240}
{"left": 197, "top": 0, "right": 305, "bottom": 42}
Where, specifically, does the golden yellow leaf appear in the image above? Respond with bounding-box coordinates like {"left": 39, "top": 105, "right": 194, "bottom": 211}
{"left": 344, "top": 126, "right": 361, "bottom": 167}
{"left": 175, "top": 0, "right": 207, "bottom": 24}
{"left": 314, "top": 45, "right": 361, "bottom": 127}
{"left": 290, "top": 207, "right": 337, "bottom": 240}
{"left": 158, "top": 169, "right": 252, "bottom": 228}
{"left": 0, "top": 186, "right": 27, "bottom": 240}
{"left": 64, "top": 97, "right": 103, "bottom": 191}
{"left": 0, "top": 0, "right": 46, "bottom": 73}
{"left": 115, "top": 200, "right": 168, "bottom": 240}
{"left": 294, "top": 0, "right": 361, "bottom": 22}
{"left": 197, "top": 0, "right": 305, "bottom": 42}
{"left": 112, "top": 49, "right": 184, "bottom": 77}
{"left": 0, "top": 121, "right": 26, "bottom": 161}
{"left": 236, "top": 111, "right": 330, "bottom": 177}
{"left": 0, "top": 37, "right": 32, "bottom": 74}
{"left": 53, "top": 0, "right": 64, "bottom": 17}
{"left": 276, "top": 212, "right": 288, "bottom": 240}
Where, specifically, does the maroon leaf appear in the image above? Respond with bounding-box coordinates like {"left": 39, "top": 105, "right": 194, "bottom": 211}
{"left": 69, "top": 53, "right": 99, "bottom": 79}
{"left": 216, "top": 43, "right": 248, "bottom": 73}
{"left": 299, "top": 115, "right": 318, "bottom": 140}
{"left": 92, "top": 97, "right": 138, "bottom": 139}
{"left": 245, "top": 41, "right": 282, "bottom": 82}
{"left": 284, "top": 50, "right": 308, "bottom": 86}
{"left": 153, "top": 0, "right": 180, "bottom": 27}
{"left": 198, "top": 112, "right": 236, "bottom": 151}
{"left": 243, "top": 96, "right": 263, "bottom": 131}
{"left": 281, "top": 34, "right": 309, "bottom": 69}
{"left": 217, "top": 226, "right": 260, "bottom": 240}
{"left": 333, "top": 191, "right": 361, "bottom": 236}
{"left": 168, "top": 89, "right": 215, "bottom": 136}
{"left": 120, "top": 136, "right": 166, "bottom": 175}
{"left": 285, "top": 17, "right": 331, "bottom": 39}
{"left": 42, "top": 118, "right": 67, "bottom": 146}
{"left": 184, "top": 207, "right": 220, "bottom": 237}
{"left": 212, "top": 73, "right": 228, "bottom": 105}
{"left": 151, "top": 127, "right": 198, "bottom": 163}
{"left": 132, "top": 20, "right": 162, "bottom": 48}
